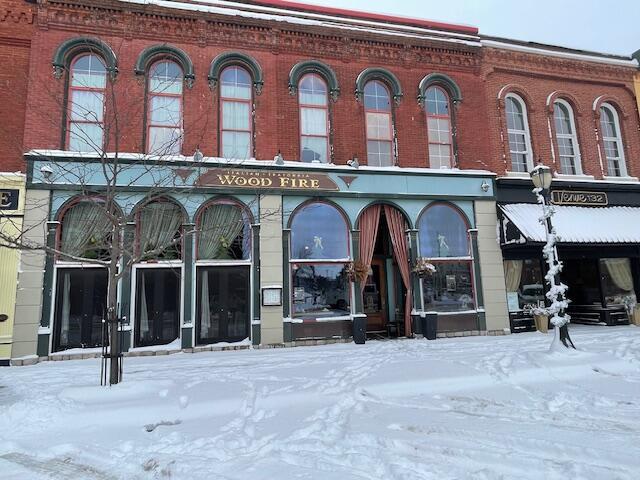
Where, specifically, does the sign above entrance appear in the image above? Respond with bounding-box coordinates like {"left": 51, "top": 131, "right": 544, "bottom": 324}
{"left": 195, "top": 168, "right": 339, "bottom": 191}
{"left": 551, "top": 190, "right": 608, "bottom": 206}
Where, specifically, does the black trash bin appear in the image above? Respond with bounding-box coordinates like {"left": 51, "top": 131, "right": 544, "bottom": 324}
{"left": 353, "top": 315, "right": 366, "bottom": 344}
{"left": 422, "top": 313, "right": 437, "bottom": 340}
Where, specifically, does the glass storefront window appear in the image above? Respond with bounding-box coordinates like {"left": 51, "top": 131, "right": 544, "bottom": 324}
{"left": 422, "top": 261, "right": 474, "bottom": 313}
{"left": 600, "top": 258, "right": 636, "bottom": 306}
{"left": 292, "top": 264, "right": 350, "bottom": 318}
{"left": 290, "top": 202, "right": 349, "bottom": 260}
{"left": 504, "top": 258, "right": 545, "bottom": 311}
{"left": 418, "top": 204, "right": 469, "bottom": 258}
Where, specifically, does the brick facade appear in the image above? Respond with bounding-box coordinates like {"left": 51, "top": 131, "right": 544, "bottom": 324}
{"left": 2, "top": 0, "right": 640, "bottom": 178}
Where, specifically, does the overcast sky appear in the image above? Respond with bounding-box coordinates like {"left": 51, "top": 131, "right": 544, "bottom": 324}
{"left": 292, "top": 0, "right": 640, "bottom": 56}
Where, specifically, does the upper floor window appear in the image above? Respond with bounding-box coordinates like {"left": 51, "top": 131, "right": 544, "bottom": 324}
{"left": 364, "top": 80, "right": 394, "bottom": 167}
{"left": 220, "top": 66, "right": 252, "bottom": 159}
{"left": 505, "top": 94, "right": 533, "bottom": 172}
{"left": 599, "top": 103, "right": 627, "bottom": 177}
{"left": 553, "top": 100, "right": 581, "bottom": 175}
{"left": 67, "top": 54, "right": 107, "bottom": 152}
{"left": 425, "top": 86, "right": 453, "bottom": 169}
{"left": 147, "top": 60, "right": 183, "bottom": 155}
{"left": 299, "top": 74, "right": 329, "bottom": 163}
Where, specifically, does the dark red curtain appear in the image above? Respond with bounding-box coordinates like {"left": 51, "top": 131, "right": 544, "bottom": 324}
{"left": 358, "top": 204, "right": 381, "bottom": 292}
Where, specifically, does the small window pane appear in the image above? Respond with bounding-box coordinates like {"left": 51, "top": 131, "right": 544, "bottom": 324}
{"left": 299, "top": 75, "right": 327, "bottom": 106}
{"left": 366, "top": 112, "right": 391, "bottom": 140}
{"left": 554, "top": 103, "right": 572, "bottom": 135}
{"left": 510, "top": 153, "right": 528, "bottom": 172}
{"left": 150, "top": 95, "right": 181, "bottom": 126}
{"left": 290, "top": 203, "right": 348, "bottom": 259}
{"left": 71, "top": 55, "right": 106, "bottom": 89}
{"left": 301, "top": 107, "right": 327, "bottom": 136}
{"left": 599, "top": 107, "right": 616, "bottom": 137}
{"left": 221, "top": 67, "right": 252, "bottom": 100}
{"left": 427, "top": 117, "right": 451, "bottom": 143}
{"left": 429, "top": 144, "right": 451, "bottom": 169}
{"left": 422, "top": 261, "right": 475, "bottom": 312}
{"left": 364, "top": 81, "right": 391, "bottom": 111}
{"left": 418, "top": 204, "right": 468, "bottom": 258}
{"left": 70, "top": 90, "right": 104, "bottom": 122}
{"left": 426, "top": 87, "right": 449, "bottom": 115}
{"left": 222, "top": 100, "right": 250, "bottom": 130}
{"left": 367, "top": 140, "right": 393, "bottom": 167}
{"left": 68, "top": 122, "right": 103, "bottom": 152}
{"left": 301, "top": 137, "right": 328, "bottom": 163}
{"left": 149, "top": 61, "right": 183, "bottom": 95}
{"left": 505, "top": 97, "right": 525, "bottom": 130}
{"left": 148, "top": 127, "right": 182, "bottom": 155}
{"left": 222, "top": 131, "right": 251, "bottom": 159}
{"left": 292, "top": 264, "right": 350, "bottom": 318}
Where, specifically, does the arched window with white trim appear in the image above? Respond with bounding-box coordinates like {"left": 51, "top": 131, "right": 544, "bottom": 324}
{"left": 553, "top": 99, "right": 582, "bottom": 175}
{"left": 220, "top": 66, "right": 253, "bottom": 159}
{"left": 364, "top": 80, "right": 394, "bottom": 167}
{"left": 425, "top": 86, "right": 454, "bottom": 169}
{"left": 505, "top": 93, "right": 533, "bottom": 172}
{"left": 299, "top": 73, "right": 329, "bottom": 163}
{"left": 67, "top": 54, "right": 107, "bottom": 152}
{"left": 147, "top": 60, "right": 184, "bottom": 155}
{"left": 599, "top": 103, "right": 627, "bottom": 177}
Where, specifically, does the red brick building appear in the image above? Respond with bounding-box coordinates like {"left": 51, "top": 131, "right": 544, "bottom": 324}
{"left": 3, "top": 0, "right": 640, "bottom": 362}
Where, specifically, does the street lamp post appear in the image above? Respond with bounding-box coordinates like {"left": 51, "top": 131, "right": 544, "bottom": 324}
{"left": 530, "top": 164, "right": 575, "bottom": 349}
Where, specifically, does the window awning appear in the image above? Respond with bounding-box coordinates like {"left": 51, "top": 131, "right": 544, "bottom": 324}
{"left": 499, "top": 203, "right": 640, "bottom": 244}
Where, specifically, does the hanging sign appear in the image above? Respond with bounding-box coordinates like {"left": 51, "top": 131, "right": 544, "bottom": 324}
{"left": 551, "top": 190, "right": 608, "bottom": 206}
{"left": 0, "top": 189, "right": 19, "bottom": 210}
{"left": 195, "top": 168, "right": 339, "bottom": 191}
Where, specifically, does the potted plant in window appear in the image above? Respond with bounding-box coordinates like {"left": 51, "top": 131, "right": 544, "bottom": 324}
{"left": 412, "top": 257, "right": 437, "bottom": 278}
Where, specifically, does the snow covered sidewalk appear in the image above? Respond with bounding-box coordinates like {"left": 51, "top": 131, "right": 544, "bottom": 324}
{"left": 2, "top": 325, "right": 640, "bottom": 479}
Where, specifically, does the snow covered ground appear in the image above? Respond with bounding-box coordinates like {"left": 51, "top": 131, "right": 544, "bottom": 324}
{"left": 2, "top": 325, "right": 640, "bottom": 479}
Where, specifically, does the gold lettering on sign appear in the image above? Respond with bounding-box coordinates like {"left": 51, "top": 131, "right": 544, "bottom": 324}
{"left": 551, "top": 190, "right": 608, "bottom": 206}
{"left": 195, "top": 167, "right": 340, "bottom": 191}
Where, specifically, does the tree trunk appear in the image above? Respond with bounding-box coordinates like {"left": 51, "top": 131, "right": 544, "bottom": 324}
{"left": 107, "top": 261, "right": 120, "bottom": 385}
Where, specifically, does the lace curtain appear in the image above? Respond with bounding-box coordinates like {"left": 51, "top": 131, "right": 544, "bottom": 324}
{"left": 60, "top": 201, "right": 111, "bottom": 258}
{"left": 198, "top": 204, "right": 245, "bottom": 260}
{"left": 603, "top": 258, "right": 634, "bottom": 292}
{"left": 139, "top": 202, "right": 183, "bottom": 258}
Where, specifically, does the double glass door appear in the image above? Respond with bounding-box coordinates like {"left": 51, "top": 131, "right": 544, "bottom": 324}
{"left": 196, "top": 266, "right": 250, "bottom": 344}
{"left": 135, "top": 268, "right": 180, "bottom": 347}
{"left": 54, "top": 268, "right": 108, "bottom": 351}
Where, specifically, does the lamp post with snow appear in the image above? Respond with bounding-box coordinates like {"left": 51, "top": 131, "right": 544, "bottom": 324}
{"left": 530, "top": 163, "right": 575, "bottom": 349}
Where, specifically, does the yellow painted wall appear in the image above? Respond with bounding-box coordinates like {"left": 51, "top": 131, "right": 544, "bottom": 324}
{"left": 0, "top": 173, "right": 25, "bottom": 362}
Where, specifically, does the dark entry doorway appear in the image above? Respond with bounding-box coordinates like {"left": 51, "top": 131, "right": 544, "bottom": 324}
{"left": 135, "top": 268, "right": 180, "bottom": 346}
{"left": 196, "top": 266, "right": 250, "bottom": 344}
{"left": 53, "top": 268, "right": 108, "bottom": 351}
{"left": 364, "top": 258, "right": 387, "bottom": 332}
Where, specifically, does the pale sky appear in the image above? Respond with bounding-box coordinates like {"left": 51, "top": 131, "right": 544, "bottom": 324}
{"left": 286, "top": 0, "right": 640, "bottom": 56}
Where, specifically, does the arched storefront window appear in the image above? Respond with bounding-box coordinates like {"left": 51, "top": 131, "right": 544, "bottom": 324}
{"left": 290, "top": 202, "right": 351, "bottom": 319}
{"left": 59, "top": 199, "right": 112, "bottom": 260}
{"left": 196, "top": 200, "right": 252, "bottom": 345}
{"left": 147, "top": 60, "right": 184, "bottom": 155}
{"left": 67, "top": 54, "right": 107, "bottom": 152}
{"left": 134, "top": 199, "right": 184, "bottom": 347}
{"left": 418, "top": 203, "right": 474, "bottom": 313}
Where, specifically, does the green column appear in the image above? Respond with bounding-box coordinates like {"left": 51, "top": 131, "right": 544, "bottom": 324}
{"left": 468, "top": 228, "right": 486, "bottom": 331}
{"left": 37, "top": 221, "right": 59, "bottom": 356}
{"left": 181, "top": 223, "right": 195, "bottom": 349}
{"left": 119, "top": 221, "right": 135, "bottom": 352}
{"left": 252, "top": 223, "right": 261, "bottom": 346}
{"left": 351, "top": 229, "right": 363, "bottom": 314}
{"left": 408, "top": 229, "right": 421, "bottom": 335}
{"left": 282, "top": 228, "right": 292, "bottom": 342}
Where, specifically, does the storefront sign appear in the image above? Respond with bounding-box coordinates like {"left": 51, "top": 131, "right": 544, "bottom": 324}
{"left": 551, "top": 190, "right": 607, "bottom": 206}
{"left": 0, "top": 189, "right": 19, "bottom": 210}
{"left": 195, "top": 168, "right": 339, "bottom": 191}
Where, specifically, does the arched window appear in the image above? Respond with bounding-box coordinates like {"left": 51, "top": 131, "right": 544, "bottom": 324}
{"left": 197, "top": 201, "right": 251, "bottom": 260}
{"left": 196, "top": 200, "right": 252, "bottom": 345}
{"left": 220, "top": 66, "right": 252, "bottom": 159}
{"left": 299, "top": 74, "right": 329, "bottom": 163}
{"left": 418, "top": 204, "right": 474, "bottom": 313}
{"left": 553, "top": 100, "right": 581, "bottom": 175}
{"left": 426, "top": 86, "right": 453, "bottom": 169}
{"left": 364, "top": 80, "right": 394, "bottom": 167}
{"left": 147, "top": 60, "right": 183, "bottom": 155}
{"left": 136, "top": 200, "right": 183, "bottom": 260}
{"left": 504, "top": 93, "right": 533, "bottom": 172}
{"left": 67, "top": 54, "right": 107, "bottom": 152}
{"left": 290, "top": 202, "right": 351, "bottom": 319}
{"left": 599, "top": 103, "right": 627, "bottom": 177}
{"left": 59, "top": 198, "right": 111, "bottom": 260}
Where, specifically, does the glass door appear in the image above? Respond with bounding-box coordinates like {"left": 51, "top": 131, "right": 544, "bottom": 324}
{"left": 196, "top": 266, "right": 250, "bottom": 344}
{"left": 135, "top": 268, "right": 180, "bottom": 346}
{"left": 53, "top": 268, "right": 108, "bottom": 351}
